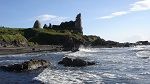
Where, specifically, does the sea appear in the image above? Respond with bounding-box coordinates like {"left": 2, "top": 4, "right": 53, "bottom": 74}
{"left": 0, "top": 45, "right": 150, "bottom": 84}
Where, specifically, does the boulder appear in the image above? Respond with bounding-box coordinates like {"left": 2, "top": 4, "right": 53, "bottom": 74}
{"left": 58, "top": 57, "right": 95, "bottom": 67}
{"left": 0, "top": 59, "right": 50, "bottom": 72}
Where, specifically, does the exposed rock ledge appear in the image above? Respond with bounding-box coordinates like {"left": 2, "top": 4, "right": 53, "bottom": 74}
{"left": 58, "top": 57, "right": 95, "bottom": 67}
{"left": 0, "top": 59, "right": 50, "bottom": 72}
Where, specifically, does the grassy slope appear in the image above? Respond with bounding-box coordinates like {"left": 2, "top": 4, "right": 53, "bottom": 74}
{"left": 0, "top": 28, "right": 85, "bottom": 46}
{"left": 0, "top": 27, "right": 125, "bottom": 47}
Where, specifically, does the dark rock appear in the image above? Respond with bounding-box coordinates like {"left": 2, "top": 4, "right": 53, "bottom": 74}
{"left": 63, "top": 36, "right": 81, "bottom": 51}
{"left": 48, "top": 23, "right": 52, "bottom": 29}
{"left": 32, "top": 48, "right": 35, "bottom": 51}
{"left": 140, "top": 56, "right": 149, "bottom": 59}
{"left": 33, "top": 20, "right": 42, "bottom": 29}
{"left": 58, "top": 57, "right": 72, "bottom": 66}
{"left": 0, "top": 59, "right": 50, "bottom": 72}
{"left": 72, "top": 58, "right": 87, "bottom": 67}
{"left": 136, "top": 41, "right": 150, "bottom": 45}
{"left": 87, "top": 61, "right": 96, "bottom": 65}
{"left": 71, "top": 48, "right": 79, "bottom": 52}
{"left": 75, "top": 13, "right": 83, "bottom": 34}
{"left": 48, "top": 13, "right": 83, "bottom": 34}
{"left": 43, "top": 24, "right": 48, "bottom": 29}
{"left": 58, "top": 57, "right": 95, "bottom": 67}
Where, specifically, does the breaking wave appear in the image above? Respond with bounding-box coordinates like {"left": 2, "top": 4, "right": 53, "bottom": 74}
{"left": 79, "top": 46, "right": 99, "bottom": 52}
{"left": 1, "top": 47, "right": 150, "bottom": 84}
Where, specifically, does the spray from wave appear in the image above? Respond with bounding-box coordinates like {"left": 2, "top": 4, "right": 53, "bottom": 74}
{"left": 131, "top": 45, "right": 150, "bottom": 58}
{"left": 78, "top": 46, "right": 99, "bottom": 52}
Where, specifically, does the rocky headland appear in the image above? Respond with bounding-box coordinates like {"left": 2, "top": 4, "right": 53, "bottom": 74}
{"left": 0, "top": 13, "right": 149, "bottom": 55}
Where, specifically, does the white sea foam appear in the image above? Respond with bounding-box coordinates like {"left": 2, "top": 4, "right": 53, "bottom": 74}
{"left": 102, "top": 73, "right": 116, "bottom": 78}
{"left": 34, "top": 68, "right": 103, "bottom": 84}
{"left": 79, "top": 48, "right": 98, "bottom": 53}
{"left": 1, "top": 47, "right": 150, "bottom": 84}
{"left": 126, "top": 74, "right": 142, "bottom": 80}
{"left": 79, "top": 47, "right": 99, "bottom": 53}
{"left": 131, "top": 45, "right": 150, "bottom": 51}
{"left": 136, "top": 51, "right": 150, "bottom": 58}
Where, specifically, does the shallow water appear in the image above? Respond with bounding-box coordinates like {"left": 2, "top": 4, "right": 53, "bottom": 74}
{"left": 1, "top": 45, "right": 150, "bottom": 84}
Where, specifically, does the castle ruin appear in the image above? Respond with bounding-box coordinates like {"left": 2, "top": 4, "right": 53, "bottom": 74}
{"left": 41, "top": 13, "right": 83, "bottom": 34}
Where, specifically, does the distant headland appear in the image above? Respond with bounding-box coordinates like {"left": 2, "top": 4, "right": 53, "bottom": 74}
{"left": 0, "top": 13, "right": 149, "bottom": 54}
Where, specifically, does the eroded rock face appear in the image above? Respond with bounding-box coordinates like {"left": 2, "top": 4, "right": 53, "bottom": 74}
{"left": 0, "top": 59, "right": 50, "bottom": 72}
{"left": 33, "top": 20, "right": 42, "bottom": 29}
{"left": 75, "top": 13, "right": 83, "bottom": 34}
{"left": 58, "top": 57, "right": 95, "bottom": 67}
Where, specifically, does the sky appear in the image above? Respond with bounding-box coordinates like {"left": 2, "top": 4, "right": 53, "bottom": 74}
{"left": 0, "top": 0, "right": 150, "bottom": 42}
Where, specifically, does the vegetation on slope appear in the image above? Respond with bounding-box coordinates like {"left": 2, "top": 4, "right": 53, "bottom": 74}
{"left": 0, "top": 26, "right": 133, "bottom": 48}
{"left": 0, "top": 27, "right": 85, "bottom": 48}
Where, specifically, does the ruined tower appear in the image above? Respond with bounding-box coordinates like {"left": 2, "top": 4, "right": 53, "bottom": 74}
{"left": 75, "top": 13, "right": 83, "bottom": 34}
{"left": 33, "top": 20, "right": 41, "bottom": 29}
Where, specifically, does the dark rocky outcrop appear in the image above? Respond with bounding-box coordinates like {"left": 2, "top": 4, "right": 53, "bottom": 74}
{"left": 43, "top": 24, "right": 48, "bottom": 29}
{"left": 48, "top": 23, "right": 52, "bottom": 28}
{"left": 0, "top": 59, "right": 50, "bottom": 72}
{"left": 136, "top": 41, "right": 150, "bottom": 45}
{"left": 33, "top": 20, "right": 41, "bottom": 29}
{"left": 58, "top": 57, "right": 95, "bottom": 67}
{"left": 44, "top": 13, "right": 83, "bottom": 34}
{"left": 62, "top": 35, "right": 81, "bottom": 51}
{"left": 75, "top": 13, "right": 83, "bottom": 34}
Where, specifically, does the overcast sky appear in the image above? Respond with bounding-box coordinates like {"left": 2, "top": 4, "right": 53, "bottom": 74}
{"left": 0, "top": 0, "right": 150, "bottom": 42}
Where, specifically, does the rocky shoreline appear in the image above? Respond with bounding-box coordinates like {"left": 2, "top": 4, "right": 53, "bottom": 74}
{"left": 0, "top": 45, "right": 63, "bottom": 55}
{"left": 0, "top": 59, "right": 50, "bottom": 72}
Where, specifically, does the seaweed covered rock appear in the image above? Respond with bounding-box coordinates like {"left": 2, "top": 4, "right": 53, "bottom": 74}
{"left": 0, "top": 59, "right": 50, "bottom": 72}
{"left": 58, "top": 57, "right": 95, "bottom": 67}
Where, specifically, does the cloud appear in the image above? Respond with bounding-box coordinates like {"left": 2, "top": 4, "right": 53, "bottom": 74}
{"left": 98, "top": 11, "right": 128, "bottom": 19}
{"left": 32, "top": 14, "right": 69, "bottom": 24}
{"left": 98, "top": 15, "right": 114, "bottom": 19}
{"left": 112, "top": 11, "right": 128, "bottom": 16}
{"left": 98, "top": 0, "right": 150, "bottom": 20}
{"left": 36, "top": 14, "right": 57, "bottom": 21}
{"left": 130, "top": 0, "right": 150, "bottom": 11}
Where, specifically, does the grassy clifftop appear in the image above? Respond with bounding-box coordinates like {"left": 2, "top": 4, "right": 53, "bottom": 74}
{"left": 0, "top": 27, "right": 128, "bottom": 48}
{"left": 0, "top": 27, "right": 85, "bottom": 48}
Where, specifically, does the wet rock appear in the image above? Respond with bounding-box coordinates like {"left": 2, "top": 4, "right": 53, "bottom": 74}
{"left": 32, "top": 48, "right": 35, "bottom": 51}
{"left": 58, "top": 57, "right": 95, "bottom": 67}
{"left": 0, "top": 59, "right": 50, "bottom": 72}
{"left": 87, "top": 61, "right": 95, "bottom": 65}
{"left": 140, "top": 56, "right": 149, "bottom": 59}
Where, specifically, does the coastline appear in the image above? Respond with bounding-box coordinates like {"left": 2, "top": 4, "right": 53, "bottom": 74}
{"left": 0, "top": 45, "right": 63, "bottom": 55}
{"left": 0, "top": 44, "right": 145, "bottom": 55}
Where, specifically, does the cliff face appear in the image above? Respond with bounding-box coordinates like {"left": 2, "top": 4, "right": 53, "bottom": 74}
{"left": 75, "top": 13, "right": 83, "bottom": 34}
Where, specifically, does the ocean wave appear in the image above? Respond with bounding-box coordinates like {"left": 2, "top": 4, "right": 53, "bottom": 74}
{"left": 136, "top": 51, "right": 150, "bottom": 58}
{"left": 79, "top": 47, "right": 99, "bottom": 53}
{"left": 34, "top": 69, "right": 103, "bottom": 84}
{"left": 131, "top": 45, "right": 150, "bottom": 51}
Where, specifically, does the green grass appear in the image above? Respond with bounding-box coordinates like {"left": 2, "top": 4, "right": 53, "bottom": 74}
{"left": 0, "top": 27, "right": 111, "bottom": 47}
{"left": 0, "top": 27, "right": 85, "bottom": 45}
{"left": 0, "top": 34, "right": 27, "bottom": 42}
